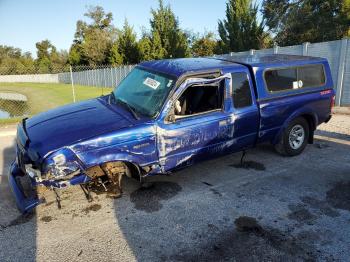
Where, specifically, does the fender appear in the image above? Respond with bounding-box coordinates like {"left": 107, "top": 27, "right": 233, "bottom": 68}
{"left": 77, "top": 149, "right": 158, "bottom": 168}
{"left": 79, "top": 151, "right": 163, "bottom": 180}
{"left": 272, "top": 107, "right": 318, "bottom": 145}
{"left": 70, "top": 125, "right": 158, "bottom": 170}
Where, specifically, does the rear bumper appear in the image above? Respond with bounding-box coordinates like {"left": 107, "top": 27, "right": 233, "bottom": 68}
{"left": 8, "top": 161, "right": 40, "bottom": 213}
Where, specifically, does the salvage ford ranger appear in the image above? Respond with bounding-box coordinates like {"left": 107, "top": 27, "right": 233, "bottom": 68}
{"left": 9, "top": 54, "right": 335, "bottom": 212}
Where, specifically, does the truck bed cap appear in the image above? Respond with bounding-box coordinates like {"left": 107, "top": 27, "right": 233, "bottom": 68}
{"left": 140, "top": 54, "right": 327, "bottom": 78}
{"left": 215, "top": 54, "right": 327, "bottom": 68}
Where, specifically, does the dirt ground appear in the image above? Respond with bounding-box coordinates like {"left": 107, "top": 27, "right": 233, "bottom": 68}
{"left": 0, "top": 114, "right": 349, "bottom": 262}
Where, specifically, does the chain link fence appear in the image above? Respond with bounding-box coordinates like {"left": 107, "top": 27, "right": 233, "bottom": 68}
{"left": 0, "top": 65, "right": 134, "bottom": 122}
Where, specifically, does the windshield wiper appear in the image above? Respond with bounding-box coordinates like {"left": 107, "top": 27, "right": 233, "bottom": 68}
{"left": 115, "top": 98, "right": 140, "bottom": 120}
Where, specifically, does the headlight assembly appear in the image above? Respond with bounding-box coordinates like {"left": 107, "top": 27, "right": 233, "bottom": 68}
{"left": 52, "top": 154, "right": 66, "bottom": 166}
{"left": 42, "top": 149, "right": 81, "bottom": 181}
{"left": 45, "top": 162, "right": 80, "bottom": 180}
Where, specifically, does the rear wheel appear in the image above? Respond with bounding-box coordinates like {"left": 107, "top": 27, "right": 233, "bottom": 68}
{"left": 275, "top": 117, "right": 309, "bottom": 156}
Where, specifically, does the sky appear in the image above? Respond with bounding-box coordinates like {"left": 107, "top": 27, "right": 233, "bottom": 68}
{"left": 0, "top": 0, "right": 262, "bottom": 57}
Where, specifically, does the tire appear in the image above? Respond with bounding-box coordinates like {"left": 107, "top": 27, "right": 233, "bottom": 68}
{"left": 275, "top": 117, "right": 309, "bottom": 156}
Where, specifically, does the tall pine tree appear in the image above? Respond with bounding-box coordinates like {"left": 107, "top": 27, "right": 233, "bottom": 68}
{"left": 218, "top": 0, "right": 267, "bottom": 52}
{"left": 138, "top": 31, "right": 165, "bottom": 61}
{"left": 118, "top": 20, "right": 140, "bottom": 64}
{"left": 150, "top": 0, "right": 190, "bottom": 58}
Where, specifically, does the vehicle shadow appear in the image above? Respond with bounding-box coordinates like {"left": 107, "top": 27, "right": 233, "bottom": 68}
{"left": 0, "top": 143, "right": 37, "bottom": 261}
{"left": 315, "top": 129, "right": 350, "bottom": 141}
{"left": 111, "top": 130, "right": 350, "bottom": 261}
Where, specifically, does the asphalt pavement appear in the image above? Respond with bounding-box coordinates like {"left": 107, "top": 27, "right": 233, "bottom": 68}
{"left": 0, "top": 114, "right": 350, "bottom": 262}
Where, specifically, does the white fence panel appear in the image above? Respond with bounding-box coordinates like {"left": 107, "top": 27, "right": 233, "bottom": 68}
{"left": 307, "top": 40, "right": 341, "bottom": 91}
{"left": 342, "top": 42, "right": 350, "bottom": 105}
{"left": 255, "top": 48, "right": 274, "bottom": 55}
{"left": 277, "top": 45, "right": 303, "bottom": 55}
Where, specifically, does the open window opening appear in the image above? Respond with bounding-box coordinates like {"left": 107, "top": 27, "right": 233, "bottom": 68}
{"left": 174, "top": 81, "right": 224, "bottom": 117}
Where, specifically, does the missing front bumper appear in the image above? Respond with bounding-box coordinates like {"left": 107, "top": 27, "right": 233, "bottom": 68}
{"left": 8, "top": 162, "right": 92, "bottom": 213}
{"left": 8, "top": 162, "right": 40, "bottom": 213}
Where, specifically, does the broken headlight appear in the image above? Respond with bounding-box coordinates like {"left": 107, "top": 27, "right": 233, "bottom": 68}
{"left": 42, "top": 149, "right": 81, "bottom": 180}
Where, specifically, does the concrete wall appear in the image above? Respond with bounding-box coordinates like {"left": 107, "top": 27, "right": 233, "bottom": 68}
{"left": 0, "top": 73, "right": 59, "bottom": 83}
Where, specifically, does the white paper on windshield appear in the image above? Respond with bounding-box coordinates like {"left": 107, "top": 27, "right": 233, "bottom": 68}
{"left": 143, "top": 77, "right": 160, "bottom": 89}
{"left": 293, "top": 81, "right": 299, "bottom": 89}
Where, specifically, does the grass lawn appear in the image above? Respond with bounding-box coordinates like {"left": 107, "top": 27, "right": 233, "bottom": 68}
{"left": 0, "top": 82, "right": 113, "bottom": 124}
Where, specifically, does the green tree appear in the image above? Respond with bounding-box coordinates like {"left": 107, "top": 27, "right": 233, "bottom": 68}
{"left": 262, "top": 0, "right": 350, "bottom": 45}
{"left": 82, "top": 28, "right": 113, "bottom": 66}
{"left": 218, "top": 0, "right": 267, "bottom": 52}
{"left": 191, "top": 32, "right": 218, "bottom": 57}
{"left": 0, "top": 45, "right": 21, "bottom": 61}
{"left": 68, "top": 44, "right": 82, "bottom": 65}
{"left": 150, "top": 0, "right": 190, "bottom": 58}
{"left": 118, "top": 20, "right": 140, "bottom": 64}
{"left": 36, "top": 40, "right": 56, "bottom": 61}
{"left": 35, "top": 40, "right": 67, "bottom": 73}
{"left": 69, "top": 6, "right": 117, "bottom": 66}
{"left": 138, "top": 31, "right": 166, "bottom": 61}
{"left": 138, "top": 35, "right": 153, "bottom": 61}
{"left": 0, "top": 45, "right": 35, "bottom": 74}
{"left": 108, "top": 42, "right": 123, "bottom": 65}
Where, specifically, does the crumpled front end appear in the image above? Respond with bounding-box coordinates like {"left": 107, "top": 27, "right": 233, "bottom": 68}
{"left": 8, "top": 148, "right": 92, "bottom": 213}
{"left": 9, "top": 117, "right": 153, "bottom": 213}
{"left": 9, "top": 121, "right": 92, "bottom": 213}
{"left": 8, "top": 161, "right": 40, "bottom": 213}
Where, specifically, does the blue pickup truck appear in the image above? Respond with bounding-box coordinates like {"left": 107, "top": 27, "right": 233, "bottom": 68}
{"left": 9, "top": 54, "right": 335, "bottom": 212}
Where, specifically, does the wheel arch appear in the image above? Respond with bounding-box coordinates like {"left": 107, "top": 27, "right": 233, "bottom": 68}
{"left": 84, "top": 160, "right": 143, "bottom": 181}
{"left": 299, "top": 113, "right": 317, "bottom": 144}
{"left": 273, "top": 110, "right": 318, "bottom": 145}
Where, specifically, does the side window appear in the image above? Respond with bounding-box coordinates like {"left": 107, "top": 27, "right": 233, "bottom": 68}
{"left": 232, "top": 73, "right": 253, "bottom": 108}
{"left": 264, "top": 68, "right": 297, "bottom": 92}
{"left": 264, "top": 64, "right": 326, "bottom": 92}
{"left": 298, "top": 64, "right": 325, "bottom": 87}
{"left": 174, "top": 81, "right": 223, "bottom": 117}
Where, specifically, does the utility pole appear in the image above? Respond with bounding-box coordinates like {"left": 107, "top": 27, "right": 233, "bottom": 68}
{"left": 70, "top": 65, "right": 76, "bottom": 102}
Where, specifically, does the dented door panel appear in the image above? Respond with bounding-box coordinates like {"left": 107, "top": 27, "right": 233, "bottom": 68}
{"left": 157, "top": 111, "right": 235, "bottom": 172}
{"left": 156, "top": 74, "right": 237, "bottom": 172}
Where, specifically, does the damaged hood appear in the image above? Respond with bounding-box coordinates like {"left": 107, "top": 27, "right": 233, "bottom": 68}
{"left": 25, "top": 96, "right": 141, "bottom": 159}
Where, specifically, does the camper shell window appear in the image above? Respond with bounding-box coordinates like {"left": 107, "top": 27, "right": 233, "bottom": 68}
{"left": 264, "top": 64, "right": 326, "bottom": 93}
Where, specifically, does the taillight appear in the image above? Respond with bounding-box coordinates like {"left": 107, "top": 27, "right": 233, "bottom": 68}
{"left": 331, "top": 95, "right": 335, "bottom": 112}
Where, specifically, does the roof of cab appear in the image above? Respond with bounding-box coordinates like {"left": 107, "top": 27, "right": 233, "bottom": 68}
{"left": 139, "top": 55, "right": 327, "bottom": 78}
{"left": 215, "top": 54, "right": 327, "bottom": 68}
{"left": 139, "top": 57, "right": 245, "bottom": 77}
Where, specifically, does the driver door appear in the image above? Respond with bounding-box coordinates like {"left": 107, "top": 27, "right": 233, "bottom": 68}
{"left": 156, "top": 74, "right": 234, "bottom": 172}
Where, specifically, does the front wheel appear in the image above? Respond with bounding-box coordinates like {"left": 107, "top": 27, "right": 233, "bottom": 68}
{"left": 275, "top": 117, "right": 309, "bottom": 156}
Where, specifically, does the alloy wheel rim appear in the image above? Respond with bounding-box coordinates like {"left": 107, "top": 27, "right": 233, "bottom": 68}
{"left": 288, "top": 124, "right": 305, "bottom": 150}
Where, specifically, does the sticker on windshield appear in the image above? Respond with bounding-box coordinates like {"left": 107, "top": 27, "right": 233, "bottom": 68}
{"left": 293, "top": 81, "right": 299, "bottom": 89}
{"left": 143, "top": 77, "right": 160, "bottom": 89}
